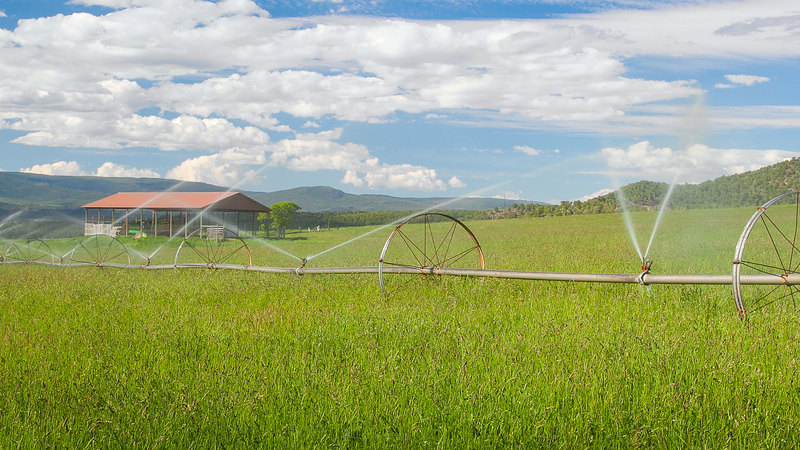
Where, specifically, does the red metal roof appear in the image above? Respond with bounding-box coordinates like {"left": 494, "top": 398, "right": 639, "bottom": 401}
{"left": 82, "top": 192, "right": 269, "bottom": 212}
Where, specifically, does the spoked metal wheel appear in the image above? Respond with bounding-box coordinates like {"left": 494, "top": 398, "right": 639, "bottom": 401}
{"left": 68, "top": 234, "right": 131, "bottom": 266}
{"left": 734, "top": 191, "right": 800, "bottom": 317}
{"left": 379, "top": 212, "right": 485, "bottom": 293}
{"left": 4, "top": 239, "right": 56, "bottom": 264}
{"left": 174, "top": 227, "right": 252, "bottom": 269}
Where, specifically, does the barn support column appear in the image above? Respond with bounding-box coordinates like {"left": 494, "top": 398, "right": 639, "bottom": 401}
{"left": 140, "top": 210, "right": 143, "bottom": 235}
{"left": 169, "top": 211, "right": 173, "bottom": 237}
{"left": 184, "top": 212, "right": 188, "bottom": 238}
{"left": 154, "top": 209, "right": 158, "bottom": 237}
{"left": 125, "top": 209, "right": 129, "bottom": 236}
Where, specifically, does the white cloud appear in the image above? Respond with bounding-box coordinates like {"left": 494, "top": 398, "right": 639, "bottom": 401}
{"left": 724, "top": 74, "right": 770, "bottom": 86}
{"left": 163, "top": 129, "right": 451, "bottom": 191}
{"left": 166, "top": 146, "right": 265, "bottom": 187}
{"left": 357, "top": 163, "right": 447, "bottom": 191}
{"left": 565, "top": 1, "right": 800, "bottom": 58}
{"left": 514, "top": 145, "right": 541, "bottom": 156}
{"left": 20, "top": 161, "right": 85, "bottom": 176}
{"left": 94, "top": 162, "right": 160, "bottom": 178}
{"left": 601, "top": 140, "right": 800, "bottom": 183}
{"left": 0, "top": 0, "right": 707, "bottom": 147}
{"left": 493, "top": 191, "right": 523, "bottom": 201}
{"left": 20, "top": 160, "right": 162, "bottom": 178}
{"left": 574, "top": 188, "right": 613, "bottom": 202}
{"left": 2, "top": 0, "right": 798, "bottom": 192}
{"left": 8, "top": 114, "right": 270, "bottom": 152}
{"left": 448, "top": 176, "right": 466, "bottom": 188}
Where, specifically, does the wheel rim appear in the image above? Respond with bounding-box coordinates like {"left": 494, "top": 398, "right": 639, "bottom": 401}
{"left": 733, "top": 191, "right": 800, "bottom": 316}
{"left": 68, "top": 234, "right": 131, "bottom": 266}
{"left": 379, "top": 212, "right": 485, "bottom": 293}
{"left": 174, "top": 227, "right": 252, "bottom": 268}
{"left": 4, "top": 239, "right": 55, "bottom": 263}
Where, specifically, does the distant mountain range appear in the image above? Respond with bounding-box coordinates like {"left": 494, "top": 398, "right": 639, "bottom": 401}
{"left": 2, "top": 158, "right": 799, "bottom": 223}
{"left": 0, "top": 172, "right": 537, "bottom": 217}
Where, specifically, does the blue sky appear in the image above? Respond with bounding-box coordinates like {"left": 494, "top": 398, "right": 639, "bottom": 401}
{"left": 0, "top": 0, "right": 798, "bottom": 203}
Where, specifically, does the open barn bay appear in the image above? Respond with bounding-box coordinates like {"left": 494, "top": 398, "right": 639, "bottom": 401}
{"left": 2, "top": 207, "right": 800, "bottom": 447}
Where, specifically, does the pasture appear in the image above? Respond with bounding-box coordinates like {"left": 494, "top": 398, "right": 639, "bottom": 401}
{"left": 1, "top": 206, "right": 799, "bottom": 447}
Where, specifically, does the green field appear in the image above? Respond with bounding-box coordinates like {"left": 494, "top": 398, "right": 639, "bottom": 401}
{"left": 2, "top": 207, "right": 800, "bottom": 447}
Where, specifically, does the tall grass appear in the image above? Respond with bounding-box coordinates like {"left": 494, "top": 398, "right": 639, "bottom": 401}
{"left": 2, "top": 207, "right": 799, "bottom": 447}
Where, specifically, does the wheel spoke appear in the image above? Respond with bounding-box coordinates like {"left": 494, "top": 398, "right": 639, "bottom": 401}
{"left": 740, "top": 260, "right": 789, "bottom": 275}
{"left": 217, "top": 244, "right": 245, "bottom": 265}
{"left": 395, "top": 228, "right": 426, "bottom": 267}
{"left": 437, "top": 222, "right": 458, "bottom": 268}
{"left": 439, "top": 246, "right": 477, "bottom": 268}
{"left": 749, "top": 286, "right": 795, "bottom": 313}
{"left": 187, "top": 240, "right": 210, "bottom": 263}
{"left": 760, "top": 213, "right": 788, "bottom": 272}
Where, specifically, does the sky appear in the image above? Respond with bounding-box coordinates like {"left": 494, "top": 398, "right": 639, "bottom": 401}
{"left": 0, "top": 0, "right": 798, "bottom": 203}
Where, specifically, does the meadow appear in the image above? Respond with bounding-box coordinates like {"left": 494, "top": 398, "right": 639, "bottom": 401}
{"left": 2, "top": 206, "right": 800, "bottom": 447}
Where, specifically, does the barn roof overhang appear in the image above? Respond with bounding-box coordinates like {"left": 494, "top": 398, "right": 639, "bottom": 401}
{"left": 82, "top": 192, "right": 269, "bottom": 212}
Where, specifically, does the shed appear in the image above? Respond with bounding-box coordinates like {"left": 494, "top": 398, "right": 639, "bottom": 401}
{"left": 82, "top": 192, "right": 269, "bottom": 237}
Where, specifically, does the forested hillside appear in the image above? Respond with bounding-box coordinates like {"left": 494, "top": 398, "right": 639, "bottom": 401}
{"left": 489, "top": 158, "right": 800, "bottom": 219}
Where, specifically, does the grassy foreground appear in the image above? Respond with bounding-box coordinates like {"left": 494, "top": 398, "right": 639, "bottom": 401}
{"left": 2, "top": 207, "right": 800, "bottom": 447}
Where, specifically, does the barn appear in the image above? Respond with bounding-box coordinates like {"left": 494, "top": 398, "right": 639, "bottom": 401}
{"left": 82, "top": 192, "right": 269, "bottom": 237}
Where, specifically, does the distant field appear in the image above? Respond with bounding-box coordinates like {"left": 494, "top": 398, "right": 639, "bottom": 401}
{"left": 2, "top": 207, "right": 800, "bottom": 447}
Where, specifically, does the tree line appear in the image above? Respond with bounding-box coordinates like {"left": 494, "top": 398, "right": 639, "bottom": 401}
{"left": 263, "top": 158, "right": 800, "bottom": 232}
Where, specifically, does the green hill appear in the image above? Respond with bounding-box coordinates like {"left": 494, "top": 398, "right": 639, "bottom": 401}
{"left": 490, "top": 158, "right": 800, "bottom": 219}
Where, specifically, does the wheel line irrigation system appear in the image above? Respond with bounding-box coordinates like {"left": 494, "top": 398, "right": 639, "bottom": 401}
{"left": 3, "top": 191, "right": 800, "bottom": 318}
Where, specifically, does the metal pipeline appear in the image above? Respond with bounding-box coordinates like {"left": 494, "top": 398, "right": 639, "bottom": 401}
{"left": 10, "top": 260, "right": 800, "bottom": 286}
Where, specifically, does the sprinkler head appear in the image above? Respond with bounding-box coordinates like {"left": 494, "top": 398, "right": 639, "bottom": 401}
{"left": 641, "top": 259, "right": 653, "bottom": 272}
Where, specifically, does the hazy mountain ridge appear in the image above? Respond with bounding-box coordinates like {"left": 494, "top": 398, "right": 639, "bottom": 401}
{"left": 1, "top": 159, "right": 798, "bottom": 222}
{"left": 0, "top": 172, "right": 536, "bottom": 215}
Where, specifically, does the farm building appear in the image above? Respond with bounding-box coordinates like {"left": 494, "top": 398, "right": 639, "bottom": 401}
{"left": 82, "top": 192, "right": 269, "bottom": 237}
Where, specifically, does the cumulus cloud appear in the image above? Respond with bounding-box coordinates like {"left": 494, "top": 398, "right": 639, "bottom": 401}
{"left": 20, "top": 160, "right": 162, "bottom": 178}
{"left": 493, "top": 191, "right": 523, "bottom": 201}
{"left": 0, "top": 0, "right": 707, "bottom": 149}
{"left": 21, "top": 161, "right": 85, "bottom": 176}
{"left": 448, "top": 176, "right": 466, "bottom": 188}
{"left": 601, "top": 140, "right": 800, "bottom": 182}
{"left": 95, "top": 162, "right": 160, "bottom": 178}
{"left": 716, "top": 74, "right": 770, "bottom": 89}
{"left": 166, "top": 146, "right": 265, "bottom": 187}
{"left": 163, "top": 130, "right": 452, "bottom": 191}
{"left": 574, "top": 188, "right": 613, "bottom": 202}
{"left": 514, "top": 145, "right": 541, "bottom": 156}
{"left": 725, "top": 74, "right": 770, "bottom": 86}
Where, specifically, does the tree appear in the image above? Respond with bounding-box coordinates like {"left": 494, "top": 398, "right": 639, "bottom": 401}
{"left": 256, "top": 212, "right": 271, "bottom": 237}
{"left": 270, "top": 201, "right": 301, "bottom": 239}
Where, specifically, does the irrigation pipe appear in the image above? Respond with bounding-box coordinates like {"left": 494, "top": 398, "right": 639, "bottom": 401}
{"left": 12, "top": 259, "right": 800, "bottom": 286}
